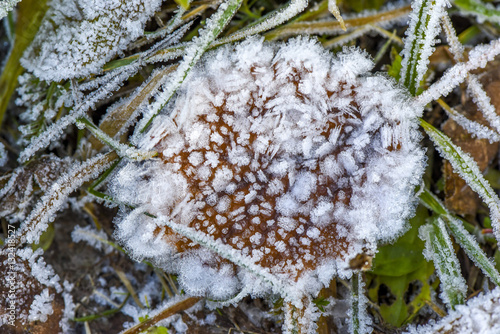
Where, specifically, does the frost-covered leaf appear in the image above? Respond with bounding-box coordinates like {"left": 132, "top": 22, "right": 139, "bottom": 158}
{"left": 110, "top": 37, "right": 425, "bottom": 325}
{"left": 0, "top": 155, "right": 70, "bottom": 222}
{"left": 21, "top": 0, "right": 163, "bottom": 81}
{"left": 16, "top": 152, "right": 117, "bottom": 245}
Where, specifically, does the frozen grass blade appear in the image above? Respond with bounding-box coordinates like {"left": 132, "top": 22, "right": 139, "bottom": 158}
{"left": 417, "top": 38, "right": 500, "bottom": 106}
{"left": 351, "top": 273, "right": 360, "bottom": 334}
{"left": 466, "top": 76, "right": 500, "bottom": 135}
{"left": 217, "top": 0, "right": 309, "bottom": 44}
{"left": 420, "top": 217, "right": 466, "bottom": 310}
{"left": 400, "top": 0, "right": 448, "bottom": 96}
{"left": 265, "top": 5, "right": 410, "bottom": 40}
{"left": 421, "top": 119, "right": 500, "bottom": 247}
{"left": 446, "top": 216, "right": 500, "bottom": 286}
{"left": 19, "top": 63, "right": 140, "bottom": 163}
{"left": 14, "top": 152, "right": 118, "bottom": 245}
{"left": 437, "top": 98, "right": 500, "bottom": 142}
{"left": 120, "top": 296, "right": 201, "bottom": 334}
{"left": 419, "top": 188, "right": 500, "bottom": 287}
{"left": 328, "top": 0, "right": 346, "bottom": 31}
{"left": 454, "top": 0, "right": 500, "bottom": 24}
{"left": 134, "top": 0, "right": 244, "bottom": 137}
{"left": 441, "top": 14, "right": 500, "bottom": 137}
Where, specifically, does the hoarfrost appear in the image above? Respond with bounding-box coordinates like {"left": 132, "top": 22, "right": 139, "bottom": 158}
{"left": 405, "top": 287, "right": 500, "bottom": 334}
{"left": 110, "top": 37, "right": 425, "bottom": 307}
{"left": 21, "top": 0, "right": 163, "bottom": 81}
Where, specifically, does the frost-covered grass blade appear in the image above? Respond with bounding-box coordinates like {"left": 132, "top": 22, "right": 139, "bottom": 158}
{"left": 420, "top": 217, "right": 466, "bottom": 310}
{"left": 400, "top": 0, "right": 448, "bottom": 96}
{"left": 420, "top": 119, "right": 500, "bottom": 248}
{"left": 419, "top": 188, "right": 500, "bottom": 287}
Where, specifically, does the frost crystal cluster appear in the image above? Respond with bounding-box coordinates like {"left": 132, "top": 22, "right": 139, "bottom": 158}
{"left": 21, "top": 0, "right": 163, "bottom": 82}
{"left": 110, "top": 37, "right": 425, "bottom": 299}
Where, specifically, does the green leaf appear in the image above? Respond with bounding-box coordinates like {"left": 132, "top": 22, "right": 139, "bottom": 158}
{"left": 367, "top": 261, "right": 434, "bottom": 327}
{"left": 313, "top": 296, "right": 330, "bottom": 312}
{"left": 419, "top": 188, "right": 500, "bottom": 287}
{"left": 31, "top": 222, "right": 55, "bottom": 251}
{"left": 387, "top": 47, "right": 403, "bottom": 81}
{"left": 367, "top": 206, "right": 434, "bottom": 326}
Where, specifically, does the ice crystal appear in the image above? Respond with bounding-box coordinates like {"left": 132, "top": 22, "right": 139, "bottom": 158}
{"left": 110, "top": 37, "right": 425, "bottom": 304}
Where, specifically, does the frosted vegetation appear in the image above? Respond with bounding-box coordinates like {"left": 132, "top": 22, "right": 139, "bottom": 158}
{"left": 3, "top": 0, "right": 500, "bottom": 333}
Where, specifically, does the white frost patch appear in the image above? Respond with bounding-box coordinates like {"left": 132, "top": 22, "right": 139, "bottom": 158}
{"left": 28, "top": 288, "right": 54, "bottom": 322}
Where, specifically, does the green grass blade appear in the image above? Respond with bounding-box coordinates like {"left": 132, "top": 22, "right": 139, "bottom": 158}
{"left": 420, "top": 119, "right": 500, "bottom": 247}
